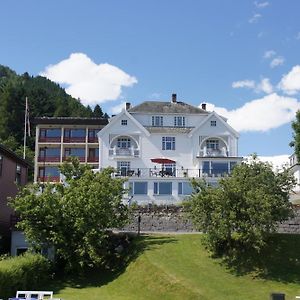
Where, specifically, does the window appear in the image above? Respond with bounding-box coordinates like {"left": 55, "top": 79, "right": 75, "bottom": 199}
{"left": 152, "top": 116, "right": 163, "bottom": 127}
{"left": 210, "top": 120, "right": 216, "bottom": 127}
{"left": 117, "top": 161, "right": 131, "bottom": 176}
{"left": 174, "top": 116, "right": 185, "bottom": 127}
{"left": 39, "top": 147, "right": 60, "bottom": 157}
{"left": 64, "top": 128, "right": 86, "bottom": 138}
{"left": 164, "top": 163, "right": 176, "bottom": 176}
{"left": 64, "top": 148, "right": 85, "bottom": 157}
{"left": 40, "top": 128, "right": 61, "bottom": 138}
{"left": 211, "top": 162, "right": 228, "bottom": 176}
{"left": 129, "top": 182, "right": 148, "bottom": 195}
{"left": 0, "top": 155, "right": 3, "bottom": 176}
{"left": 39, "top": 166, "right": 60, "bottom": 178}
{"left": 117, "top": 138, "right": 131, "bottom": 148}
{"left": 121, "top": 120, "right": 127, "bottom": 126}
{"left": 162, "top": 137, "right": 175, "bottom": 150}
{"left": 178, "top": 182, "right": 193, "bottom": 195}
{"left": 154, "top": 182, "right": 172, "bottom": 195}
{"left": 206, "top": 139, "right": 219, "bottom": 150}
{"left": 15, "top": 164, "right": 21, "bottom": 185}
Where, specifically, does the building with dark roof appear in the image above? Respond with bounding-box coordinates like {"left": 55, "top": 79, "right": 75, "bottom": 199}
{"left": 0, "top": 144, "right": 30, "bottom": 250}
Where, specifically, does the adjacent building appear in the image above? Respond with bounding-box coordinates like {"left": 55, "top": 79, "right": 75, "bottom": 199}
{"left": 33, "top": 117, "right": 108, "bottom": 183}
{"left": 0, "top": 144, "right": 30, "bottom": 250}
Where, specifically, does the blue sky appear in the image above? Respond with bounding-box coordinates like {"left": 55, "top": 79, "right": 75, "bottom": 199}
{"left": 1, "top": 0, "right": 300, "bottom": 163}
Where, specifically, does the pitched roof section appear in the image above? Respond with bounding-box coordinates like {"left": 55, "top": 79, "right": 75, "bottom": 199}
{"left": 128, "top": 101, "right": 207, "bottom": 114}
{"left": 0, "top": 144, "right": 31, "bottom": 167}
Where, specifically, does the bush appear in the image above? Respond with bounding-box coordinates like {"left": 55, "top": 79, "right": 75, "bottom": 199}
{"left": 0, "top": 253, "right": 51, "bottom": 299}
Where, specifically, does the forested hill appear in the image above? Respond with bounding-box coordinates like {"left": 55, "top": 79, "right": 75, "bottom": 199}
{"left": 0, "top": 65, "right": 108, "bottom": 156}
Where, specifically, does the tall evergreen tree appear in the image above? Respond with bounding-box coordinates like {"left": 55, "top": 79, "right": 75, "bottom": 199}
{"left": 93, "top": 104, "right": 103, "bottom": 117}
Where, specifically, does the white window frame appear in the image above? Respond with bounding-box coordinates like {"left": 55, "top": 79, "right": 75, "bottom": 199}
{"left": 162, "top": 136, "right": 175, "bottom": 150}
{"left": 174, "top": 116, "right": 185, "bottom": 127}
{"left": 206, "top": 139, "right": 219, "bottom": 150}
{"left": 152, "top": 116, "right": 163, "bottom": 127}
{"left": 153, "top": 182, "right": 172, "bottom": 195}
{"left": 210, "top": 120, "right": 216, "bottom": 127}
{"left": 121, "top": 120, "right": 127, "bottom": 126}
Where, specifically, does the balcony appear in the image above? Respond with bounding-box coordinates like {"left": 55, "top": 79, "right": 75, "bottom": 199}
{"left": 88, "top": 137, "right": 98, "bottom": 143}
{"left": 109, "top": 147, "right": 140, "bottom": 158}
{"left": 198, "top": 147, "right": 228, "bottom": 157}
{"left": 63, "top": 156, "right": 86, "bottom": 162}
{"left": 37, "top": 176, "right": 60, "bottom": 182}
{"left": 38, "top": 156, "right": 60, "bottom": 163}
{"left": 39, "top": 137, "right": 61, "bottom": 143}
{"left": 87, "top": 156, "right": 99, "bottom": 163}
{"left": 63, "top": 137, "right": 86, "bottom": 143}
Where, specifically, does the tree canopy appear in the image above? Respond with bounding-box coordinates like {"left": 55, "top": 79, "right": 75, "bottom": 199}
{"left": 188, "top": 156, "right": 295, "bottom": 257}
{"left": 290, "top": 110, "right": 300, "bottom": 162}
{"left": 10, "top": 159, "right": 129, "bottom": 270}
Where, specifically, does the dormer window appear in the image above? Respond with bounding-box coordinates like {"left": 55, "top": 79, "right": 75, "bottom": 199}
{"left": 210, "top": 120, "right": 216, "bottom": 127}
{"left": 121, "top": 120, "right": 127, "bottom": 126}
{"left": 174, "top": 116, "right": 185, "bottom": 127}
{"left": 152, "top": 116, "right": 163, "bottom": 127}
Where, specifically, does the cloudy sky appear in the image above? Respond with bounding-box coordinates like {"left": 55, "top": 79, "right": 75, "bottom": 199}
{"left": 1, "top": 0, "right": 300, "bottom": 166}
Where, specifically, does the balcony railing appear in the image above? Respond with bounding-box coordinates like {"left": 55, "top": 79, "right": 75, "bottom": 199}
{"left": 38, "top": 156, "right": 60, "bottom": 162}
{"left": 109, "top": 167, "right": 233, "bottom": 178}
{"left": 109, "top": 147, "right": 140, "bottom": 157}
{"left": 63, "top": 137, "right": 86, "bottom": 143}
{"left": 198, "top": 148, "right": 228, "bottom": 157}
{"left": 37, "top": 176, "right": 60, "bottom": 182}
{"left": 88, "top": 137, "right": 98, "bottom": 143}
{"left": 39, "top": 137, "right": 61, "bottom": 143}
{"left": 63, "top": 156, "right": 85, "bottom": 162}
{"left": 87, "top": 157, "right": 99, "bottom": 162}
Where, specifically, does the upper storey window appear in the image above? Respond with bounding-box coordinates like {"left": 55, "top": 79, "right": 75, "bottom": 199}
{"left": 210, "top": 120, "right": 216, "bottom": 127}
{"left": 174, "top": 116, "right": 185, "bottom": 127}
{"left": 64, "top": 128, "right": 86, "bottom": 143}
{"left": 121, "top": 120, "right": 128, "bottom": 126}
{"left": 152, "top": 116, "right": 163, "bottom": 127}
{"left": 162, "top": 137, "right": 175, "bottom": 150}
{"left": 206, "top": 139, "right": 219, "bottom": 150}
{"left": 39, "top": 128, "right": 61, "bottom": 142}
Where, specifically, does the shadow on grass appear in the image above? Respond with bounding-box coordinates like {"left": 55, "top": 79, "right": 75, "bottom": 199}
{"left": 222, "top": 234, "right": 300, "bottom": 283}
{"left": 47, "top": 234, "right": 178, "bottom": 293}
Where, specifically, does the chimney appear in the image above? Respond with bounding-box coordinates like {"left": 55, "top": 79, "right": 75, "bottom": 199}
{"left": 172, "top": 93, "right": 177, "bottom": 103}
{"left": 201, "top": 103, "right": 206, "bottom": 110}
{"left": 125, "top": 102, "right": 131, "bottom": 110}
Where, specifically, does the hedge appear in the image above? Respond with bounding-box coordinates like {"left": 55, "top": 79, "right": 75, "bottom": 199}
{"left": 0, "top": 253, "right": 51, "bottom": 299}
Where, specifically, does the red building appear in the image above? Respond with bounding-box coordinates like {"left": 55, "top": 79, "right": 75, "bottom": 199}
{"left": 0, "top": 144, "right": 30, "bottom": 250}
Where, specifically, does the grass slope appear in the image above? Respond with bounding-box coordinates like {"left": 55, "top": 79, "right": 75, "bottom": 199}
{"left": 51, "top": 234, "right": 300, "bottom": 300}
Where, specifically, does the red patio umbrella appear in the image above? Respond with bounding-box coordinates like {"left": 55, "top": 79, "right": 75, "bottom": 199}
{"left": 151, "top": 158, "right": 176, "bottom": 164}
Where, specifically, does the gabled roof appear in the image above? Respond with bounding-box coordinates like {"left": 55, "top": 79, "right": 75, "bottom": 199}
{"left": 128, "top": 101, "right": 207, "bottom": 114}
{"left": 0, "top": 144, "right": 31, "bottom": 167}
{"left": 188, "top": 111, "right": 239, "bottom": 138}
{"left": 97, "top": 110, "right": 150, "bottom": 137}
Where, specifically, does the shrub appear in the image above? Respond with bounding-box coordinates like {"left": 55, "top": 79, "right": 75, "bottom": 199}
{"left": 0, "top": 253, "right": 50, "bottom": 299}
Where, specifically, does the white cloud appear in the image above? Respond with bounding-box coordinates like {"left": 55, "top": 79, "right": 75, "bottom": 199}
{"left": 40, "top": 53, "right": 138, "bottom": 106}
{"left": 232, "top": 78, "right": 273, "bottom": 94}
{"left": 254, "top": 1, "right": 269, "bottom": 8}
{"left": 270, "top": 56, "right": 285, "bottom": 68}
{"left": 264, "top": 50, "right": 276, "bottom": 59}
{"left": 256, "top": 78, "right": 273, "bottom": 94}
{"left": 110, "top": 102, "right": 126, "bottom": 115}
{"left": 205, "top": 93, "right": 300, "bottom": 132}
{"left": 232, "top": 80, "right": 255, "bottom": 89}
{"left": 249, "top": 13, "right": 262, "bottom": 23}
{"left": 279, "top": 65, "right": 300, "bottom": 95}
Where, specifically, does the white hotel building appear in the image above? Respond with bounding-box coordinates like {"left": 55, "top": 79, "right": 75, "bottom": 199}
{"left": 34, "top": 94, "right": 243, "bottom": 204}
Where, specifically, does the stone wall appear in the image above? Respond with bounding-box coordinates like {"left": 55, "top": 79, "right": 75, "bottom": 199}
{"left": 122, "top": 205, "right": 300, "bottom": 234}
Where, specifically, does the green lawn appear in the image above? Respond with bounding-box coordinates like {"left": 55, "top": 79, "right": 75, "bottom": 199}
{"left": 49, "top": 234, "right": 300, "bottom": 300}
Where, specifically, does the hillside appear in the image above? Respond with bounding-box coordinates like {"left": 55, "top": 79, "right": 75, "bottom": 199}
{"left": 49, "top": 234, "right": 300, "bottom": 300}
{"left": 0, "top": 65, "right": 108, "bottom": 165}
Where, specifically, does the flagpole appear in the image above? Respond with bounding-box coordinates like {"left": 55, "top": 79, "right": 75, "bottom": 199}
{"left": 23, "top": 97, "right": 28, "bottom": 159}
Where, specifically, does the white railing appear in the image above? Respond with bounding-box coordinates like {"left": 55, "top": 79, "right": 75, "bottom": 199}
{"left": 109, "top": 147, "right": 140, "bottom": 157}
